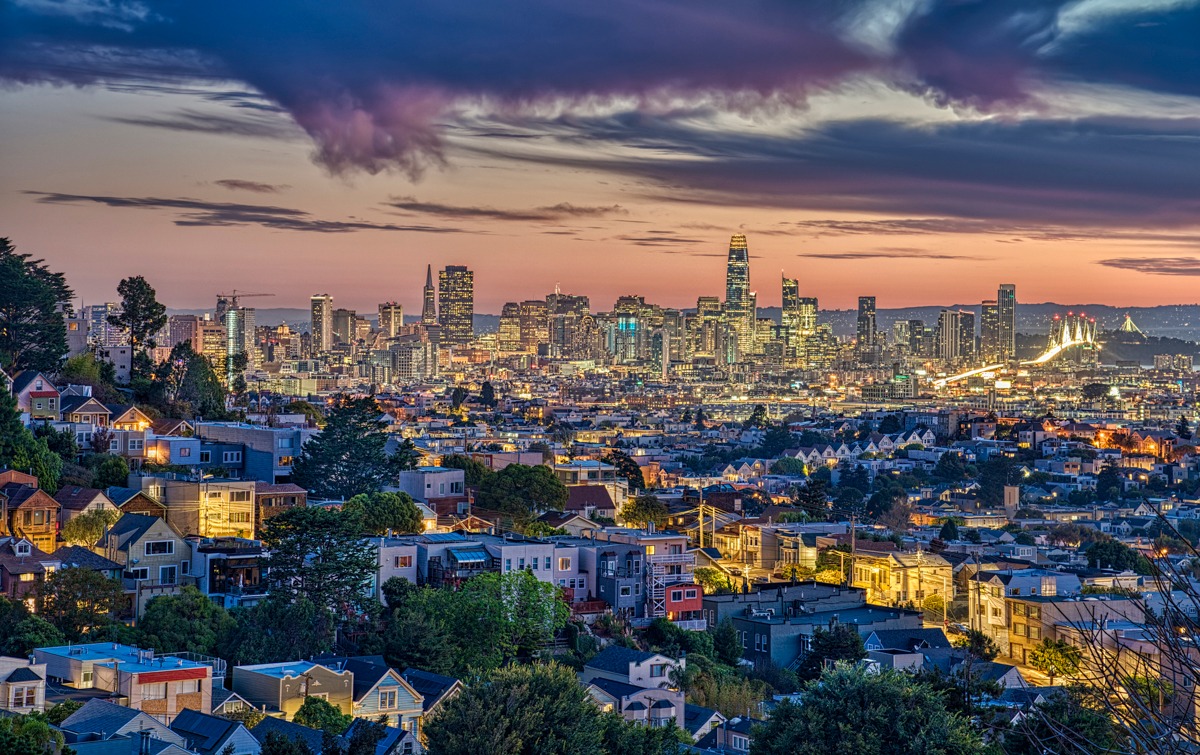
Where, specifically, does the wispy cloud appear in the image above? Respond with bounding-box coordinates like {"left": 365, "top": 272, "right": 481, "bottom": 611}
{"left": 26, "top": 192, "right": 465, "bottom": 234}
{"left": 104, "top": 109, "right": 301, "bottom": 140}
{"left": 214, "top": 179, "right": 288, "bottom": 194}
{"left": 1097, "top": 257, "right": 1200, "bottom": 276}
{"left": 803, "top": 249, "right": 988, "bottom": 260}
{"left": 385, "top": 197, "right": 626, "bottom": 222}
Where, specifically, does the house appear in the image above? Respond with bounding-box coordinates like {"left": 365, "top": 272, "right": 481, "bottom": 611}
{"left": 49, "top": 545, "right": 123, "bottom": 581}
{"left": 581, "top": 646, "right": 686, "bottom": 729}
{"left": 374, "top": 538, "right": 419, "bottom": 602}
{"left": 0, "top": 536, "right": 57, "bottom": 601}
{"left": 232, "top": 660, "right": 354, "bottom": 721}
{"left": 211, "top": 687, "right": 256, "bottom": 718}
{"left": 185, "top": 536, "right": 266, "bottom": 609}
{"left": 11, "top": 371, "right": 59, "bottom": 420}
{"left": 254, "top": 483, "right": 307, "bottom": 523}
{"left": 36, "top": 643, "right": 213, "bottom": 723}
{"left": 106, "top": 486, "right": 168, "bottom": 518}
{"left": 850, "top": 550, "right": 954, "bottom": 606}
{"left": 683, "top": 703, "right": 725, "bottom": 742}
{"left": 100, "top": 513, "right": 190, "bottom": 617}
{"left": 564, "top": 486, "right": 618, "bottom": 520}
{"left": 400, "top": 668, "right": 462, "bottom": 718}
{"left": 341, "top": 719, "right": 417, "bottom": 755}
{"left": 60, "top": 699, "right": 189, "bottom": 749}
{"left": 0, "top": 655, "right": 47, "bottom": 713}
{"left": 535, "top": 510, "right": 600, "bottom": 537}
{"left": 54, "top": 486, "right": 119, "bottom": 528}
{"left": 696, "top": 715, "right": 761, "bottom": 754}
{"left": 319, "top": 656, "right": 424, "bottom": 732}
{"left": 169, "top": 708, "right": 260, "bottom": 755}
{"left": 0, "top": 471, "right": 61, "bottom": 553}
{"left": 58, "top": 395, "right": 112, "bottom": 428}
{"left": 137, "top": 476, "right": 256, "bottom": 539}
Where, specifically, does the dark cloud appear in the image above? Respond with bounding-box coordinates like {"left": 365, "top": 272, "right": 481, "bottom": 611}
{"left": 1096, "top": 257, "right": 1200, "bottom": 277}
{"left": 105, "top": 109, "right": 300, "bottom": 140}
{"left": 4, "top": 0, "right": 1198, "bottom": 176}
{"left": 803, "top": 249, "right": 987, "bottom": 261}
{"left": 385, "top": 197, "right": 626, "bottom": 222}
{"left": 26, "top": 191, "right": 464, "bottom": 234}
{"left": 615, "top": 233, "right": 707, "bottom": 247}
{"left": 214, "top": 179, "right": 287, "bottom": 194}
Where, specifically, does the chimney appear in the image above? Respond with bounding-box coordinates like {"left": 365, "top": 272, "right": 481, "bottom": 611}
{"left": 139, "top": 730, "right": 151, "bottom": 755}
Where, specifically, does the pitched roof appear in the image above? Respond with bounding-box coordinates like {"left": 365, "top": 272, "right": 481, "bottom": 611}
{"left": 584, "top": 646, "right": 656, "bottom": 675}
{"left": 106, "top": 513, "right": 171, "bottom": 549}
{"left": 51, "top": 545, "right": 123, "bottom": 571}
{"left": 683, "top": 704, "right": 724, "bottom": 736}
{"left": 251, "top": 716, "right": 328, "bottom": 754}
{"left": 54, "top": 486, "right": 111, "bottom": 511}
{"left": 867, "top": 628, "right": 952, "bottom": 652}
{"left": 565, "top": 485, "right": 614, "bottom": 512}
{"left": 61, "top": 698, "right": 151, "bottom": 736}
{"left": 3, "top": 666, "right": 43, "bottom": 683}
{"left": 400, "top": 668, "right": 461, "bottom": 712}
{"left": 168, "top": 709, "right": 241, "bottom": 754}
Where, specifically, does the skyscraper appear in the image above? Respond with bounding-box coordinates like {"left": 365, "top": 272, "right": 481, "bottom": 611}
{"left": 936, "top": 309, "right": 976, "bottom": 363}
{"left": 421, "top": 264, "right": 438, "bottom": 325}
{"left": 997, "top": 283, "right": 1016, "bottom": 360}
{"left": 332, "top": 308, "right": 356, "bottom": 346}
{"left": 519, "top": 300, "right": 550, "bottom": 352}
{"left": 980, "top": 299, "right": 999, "bottom": 361}
{"left": 224, "top": 306, "right": 256, "bottom": 371}
{"left": 723, "top": 234, "right": 753, "bottom": 360}
{"left": 378, "top": 302, "right": 403, "bottom": 339}
{"left": 438, "top": 265, "right": 474, "bottom": 345}
{"left": 856, "top": 296, "right": 877, "bottom": 361}
{"left": 498, "top": 303, "right": 522, "bottom": 351}
{"left": 310, "top": 294, "right": 333, "bottom": 353}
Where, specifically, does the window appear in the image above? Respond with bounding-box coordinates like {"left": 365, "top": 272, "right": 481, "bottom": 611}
{"left": 200, "top": 451, "right": 211, "bottom": 463}
{"left": 620, "top": 586, "right": 632, "bottom": 597}
{"left": 395, "top": 555, "right": 413, "bottom": 568}
{"left": 160, "top": 565, "right": 178, "bottom": 585}
{"left": 732, "top": 734, "right": 750, "bottom": 752}
{"left": 142, "top": 682, "right": 168, "bottom": 700}
{"left": 230, "top": 491, "right": 251, "bottom": 502}
{"left": 223, "top": 451, "right": 242, "bottom": 463}
{"left": 181, "top": 561, "right": 190, "bottom": 575}
{"left": 518, "top": 558, "right": 525, "bottom": 570}
{"left": 685, "top": 589, "right": 698, "bottom": 599}
{"left": 380, "top": 689, "right": 398, "bottom": 710}
{"left": 1029, "top": 626, "right": 1041, "bottom": 640}
{"left": 126, "top": 567, "right": 149, "bottom": 581}
{"left": 559, "top": 557, "right": 571, "bottom": 571}
{"left": 11, "top": 686, "right": 36, "bottom": 707}
{"left": 646, "top": 545, "right": 656, "bottom": 555}
{"left": 81, "top": 670, "right": 93, "bottom": 687}
{"left": 128, "top": 439, "right": 144, "bottom": 451}
{"left": 15, "top": 542, "right": 30, "bottom": 557}
{"left": 650, "top": 664, "right": 666, "bottom": 678}
{"left": 505, "top": 559, "right": 512, "bottom": 572}
{"left": 179, "top": 447, "right": 191, "bottom": 458}
{"left": 279, "top": 456, "right": 294, "bottom": 467}
{"left": 230, "top": 512, "right": 251, "bottom": 524}
{"left": 544, "top": 557, "right": 551, "bottom": 571}
{"left": 671, "top": 590, "right": 683, "bottom": 602}
{"left": 208, "top": 492, "right": 223, "bottom": 500}
{"left": 145, "top": 540, "right": 174, "bottom": 556}
{"left": 278, "top": 438, "right": 294, "bottom": 449}
{"left": 109, "top": 439, "right": 120, "bottom": 451}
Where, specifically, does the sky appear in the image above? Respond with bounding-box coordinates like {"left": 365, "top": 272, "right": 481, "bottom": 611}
{"left": 3, "top": 0, "right": 1200, "bottom": 314}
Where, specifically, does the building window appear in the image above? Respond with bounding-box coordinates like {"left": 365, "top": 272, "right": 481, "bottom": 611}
{"left": 229, "top": 512, "right": 251, "bottom": 524}
{"left": 81, "top": 670, "right": 93, "bottom": 687}
{"left": 620, "top": 586, "right": 632, "bottom": 597}
{"left": 380, "top": 690, "right": 398, "bottom": 710}
{"left": 395, "top": 555, "right": 413, "bottom": 568}
{"left": 160, "top": 565, "right": 178, "bottom": 585}
{"left": 145, "top": 540, "right": 175, "bottom": 556}
{"left": 126, "top": 567, "right": 150, "bottom": 581}
{"left": 128, "top": 439, "right": 144, "bottom": 451}
{"left": 109, "top": 439, "right": 120, "bottom": 451}
{"left": 518, "top": 558, "right": 525, "bottom": 570}
{"left": 14, "top": 542, "right": 30, "bottom": 557}
{"left": 544, "top": 557, "right": 551, "bottom": 571}
{"left": 11, "top": 686, "right": 36, "bottom": 707}
{"left": 650, "top": 664, "right": 666, "bottom": 678}
{"left": 230, "top": 491, "right": 251, "bottom": 502}
{"left": 671, "top": 590, "right": 683, "bottom": 602}
{"left": 223, "top": 451, "right": 242, "bottom": 463}
{"left": 686, "top": 589, "right": 698, "bottom": 599}
{"left": 505, "top": 559, "right": 512, "bottom": 572}
{"left": 559, "top": 557, "right": 571, "bottom": 571}
{"left": 179, "top": 447, "right": 191, "bottom": 458}
{"left": 142, "top": 682, "right": 168, "bottom": 700}
{"left": 200, "top": 451, "right": 211, "bottom": 463}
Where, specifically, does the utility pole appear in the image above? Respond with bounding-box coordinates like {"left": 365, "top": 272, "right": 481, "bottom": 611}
{"left": 849, "top": 515, "right": 857, "bottom": 590}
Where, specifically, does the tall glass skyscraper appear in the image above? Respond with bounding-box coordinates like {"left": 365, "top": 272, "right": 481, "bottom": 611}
{"left": 310, "top": 294, "right": 333, "bottom": 353}
{"left": 438, "top": 265, "right": 474, "bottom": 345}
{"left": 997, "top": 283, "right": 1016, "bottom": 360}
{"left": 724, "top": 234, "right": 753, "bottom": 360}
{"left": 856, "top": 296, "right": 877, "bottom": 361}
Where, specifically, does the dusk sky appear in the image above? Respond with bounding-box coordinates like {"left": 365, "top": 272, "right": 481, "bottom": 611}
{"left": 3, "top": 0, "right": 1200, "bottom": 314}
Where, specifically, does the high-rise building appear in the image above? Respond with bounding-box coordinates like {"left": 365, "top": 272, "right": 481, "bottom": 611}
{"left": 936, "top": 309, "right": 976, "bottom": 363}
{"left": 310, "top": 294, "right": 333, "bottom": 353}
{"left": 980, "top": 300, "right": 999, "bottom": 361}
{"left": 997, "top": 283, "right": 1016, "bottom": 360}
{"left": 198, "top": 317, "right": 227, "bottom": 373}
{"left": 84, "top": 302, "right": 126, "bottom": 347}
{"left": 547, "top": 291, "right": 590, "bottom": 359}
{"left": 856, "top": 296, "right": 877, "bottom": 362}
{"left": 167, "top": 314, "right": 201, "bottom": 351}
{"left": 438, "top": 265, "right": 474, "bottom": 345}
{"left": 224, "top": 306, "right": 256, "bottom": 370}
{"left": 421, "top": 265, "right": 438, "bottom": 325}
{"left": 378, "top": 302, "right": 403, "bottom": 339}
{"left": 519, "top": 300, "right": 550, "bottom": 352}
{"left": 498, "top": 303, "right": 522, "bottom": 352}
{"left": 723, "top": 234, "right": 753, "bottom": 361}
{"left": 331, "top": 308, "right": 356, "bottom": 346}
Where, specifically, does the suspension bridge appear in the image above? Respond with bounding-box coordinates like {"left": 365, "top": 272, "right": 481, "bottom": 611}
{"left": 933, "top": 313, "right": 1098, "bottom": 387}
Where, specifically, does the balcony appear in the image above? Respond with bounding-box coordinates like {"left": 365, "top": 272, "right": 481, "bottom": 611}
{"left": 671, "top": 618, "right": 708, "bottom": 631}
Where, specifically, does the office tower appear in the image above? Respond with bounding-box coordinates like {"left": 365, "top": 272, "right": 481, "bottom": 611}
{"left": 723, "top": 234, "right": 753, "bottom": 360}
{"left": 167, "top": 315, "right": 200, "bottom": 350}
{"left": 354, "top": 315, "right": 372, "bottom": 343}
{"left": 781, "top": 276, "right": 800, "bottom": 337}
{"left": 856, "top": 296, "right": 877, "bottom": 361}
{"left": 498, "top": 303, "right": 522, "bottom": 352}
{"left": 224, "top": 306, "right": 256, "bottom": 370}
{"left": 547, "top": 291, "right": 590, "bottom": 359}
{"left": 795, "top": 297, "right": 818, "bottom": 337}
{"left": 310, "top": 294, "right": 333, "bottom": 353}
{"left": 331, "top": 308, "right": 356, "bottom": 346}
{"left": 692, "top": 296, "right": 722, "bottom": 358}
{"left": 891, "top": 320, "right": 911, "bottom": 353}
{"left": 936, "top": 309, "right": 975, "bottom": 362}
{"left": 959, "top": 310, "right": 976, "bottom": 361}
{"left": 997, "top": 283, "right": 1016, "bottom": 360}
{"left": 438, "top": 265, "right": 474, "bottom": 345}
{"left": 85, "top": 302, "right": 126, "bottom": 347}
{"left": 378, "top": 302, "right": 403, "bottom": 339}
{"left": 980, "top": 300, "right": 999, "bottom": 361}
{"left": 421, "top": 264, "right": 438, "bottom": 325}
{"left": 518, "top": 300, "right": 550, "bottom": 353}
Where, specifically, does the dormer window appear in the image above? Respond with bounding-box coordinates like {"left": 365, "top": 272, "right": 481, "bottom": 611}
{"left": 15, "top": 542, "right": 30, "bottom": 556}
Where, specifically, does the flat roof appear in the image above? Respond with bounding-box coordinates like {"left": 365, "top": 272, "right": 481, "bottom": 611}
{"left": 37, "top": 644, "right": 208, "bottom": 672}
{"left": 236, "top": 661, "right": 329, "bottom": 679}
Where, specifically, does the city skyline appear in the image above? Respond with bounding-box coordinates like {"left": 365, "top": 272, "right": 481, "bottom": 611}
{"left": 4, "top": 2, "right": 1200, "bottom": 310}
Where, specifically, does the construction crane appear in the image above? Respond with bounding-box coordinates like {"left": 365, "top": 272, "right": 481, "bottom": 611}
{"left": 215, "top": 290, "right": 275, "bottom": 317}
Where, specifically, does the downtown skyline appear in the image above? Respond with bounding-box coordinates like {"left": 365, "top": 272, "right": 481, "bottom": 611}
{"left": 4, "top": 1, "right": 1200, "bottom": 311}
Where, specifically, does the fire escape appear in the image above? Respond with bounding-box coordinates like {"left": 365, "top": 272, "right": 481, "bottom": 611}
{"left": 647, "top": 553, "right": 695, "bottom": 619}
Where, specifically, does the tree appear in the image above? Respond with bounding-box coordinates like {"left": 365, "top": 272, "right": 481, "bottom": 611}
{"left": 1027, "top": 638, "right": 1082, "bottom": 685}
{"left": 261, "top": 506, "right": 378, "bottom": 619}
{"left": 795, "top": 624, "right": 865, "bottom": 680}
{"left": 343, "top": 491, "right": 424, "bottom": 535}
{"left": 379, "top": 605, "right": 455, "bottom": 675}
{"left": 137, "top": 586, "right": 236, "bottom": 655}
{"left": 293, "top": 696, "right": 352, "bottom": 735}
{"left": 34, "top": 423, "right": 78, "bottom": 460}
{"left": 1005, "top": 688, "right": 1123, "bottom": 755}
{"left": 792, "top": 479, "right": 828, "bottom": 515}
{"left": 261, "top": 731, "right": 316, "bottom": 755}
{"left": 36, "top": 567, "right": 124, "bottom": 640}
{"left": 424, "top": 663, "right": 604, "bottom": 755}
{"left": 220, "top": 706, "right": 266, "bottom": 730}
{"left": 0, "top": 597, "right": 64, "bottom": 657}
{"left": 90, "top": 454, "right": 130, "bottom": 488}
{"left": 621, "top": 495, "right": 668, "bottom": 529}
{"left": 1081, "top": 382, "right": 1110, "bottom": 401}
{"left": 44, "top": 700, "right": 83, "bottom": 725}
{"left": 439, "top": 454, "right": 493, "bottom": 487}
{"left": 290, "top": 395, "right": 399, "bottom": 499}
{"left": 879, "top": 414, "right": 902, "bottom": 434}
{"left": 0, "top": 238, "right": 73, "bottom": 373}
{"left": 694, "top": 406, "right": 707, "bottom": 430}
{"left": 285, "top": 400, "right": 326, "bottom": 428}
{"left": 480, "top": 381, "right": 497, "bottom": 408}
{"left": 110, "top": 276, "right": 167, "bottom": 382}
{"left": 938, "top": 518, "right": 960, "bottom": 541}
{"left": 713, "top": 618, "right": 743, "bottom": 666}
{"left": 218, "top": 595, "right": 335, "bottom": 666}
{"left": 1085, "top": 537, "right": 1152, "bottom": 574}
{"left": 150, "top": 342, "right": 228, "bottom": 419}
{"left": 932, "top": 452, "right": 969, "bottom": 483}
{"left": 475, "top": 464, "right": 568, "bottom": 523}
{"left": 0, "top": 390, "right": 62, "bottom": 493}
{"left": 599, "top": 711, "right": 689, "bottom": 754}
{"left": 770, "top": 457, "right": 806, "bottom": 476}
{"left": 758, "top": 427, "right": 795, "bottom": 457}
{"left": 57, "top": 352, "right": 121, "bottom": 403}
{"left": 752, "top": 665, "right": 982, "bottom": 755}
{"left": 1095, "top": 462, "right": 1123, "bottom": 502}
{"left": 602, "top": 449, "right": 645, "bottom": 492}
{"left": 1176, "top": 415, "right": 1193, "bottom": 440}
{"left": 0, "top": 713, "right": 67, "bottom": 755}
{"left": 744, "top": 404, "right": 769, "bottom": 429}
{"left": 59, "top": 508, "right": 121, "bottom": 547}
